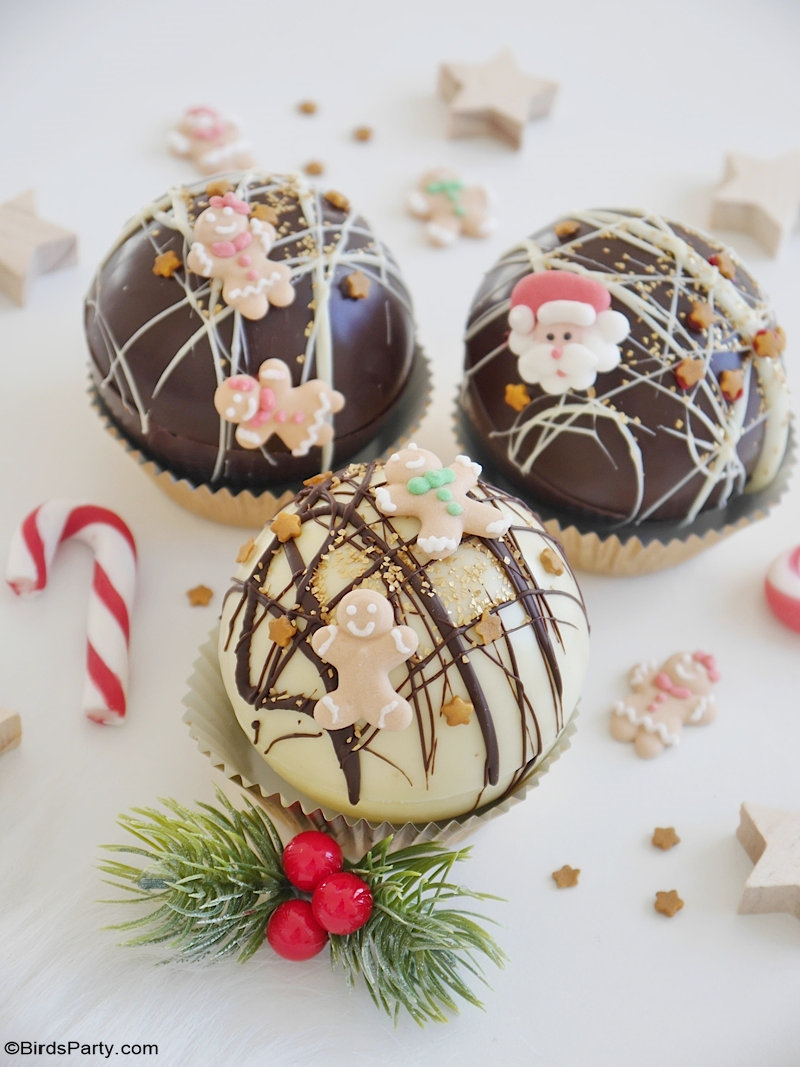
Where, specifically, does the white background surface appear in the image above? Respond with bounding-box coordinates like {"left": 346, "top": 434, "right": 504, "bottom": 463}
{"left": 1, "top": 1, "right": 799, "bottom": 1064}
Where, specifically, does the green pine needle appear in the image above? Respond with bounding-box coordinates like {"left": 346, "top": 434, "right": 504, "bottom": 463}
{"left": 99, "top": 791, "right": 506, "bottom": 1024}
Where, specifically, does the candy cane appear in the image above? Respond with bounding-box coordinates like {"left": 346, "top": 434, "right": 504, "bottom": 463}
{"left": 6, "top": 501, "right": 137, "bottom": 724}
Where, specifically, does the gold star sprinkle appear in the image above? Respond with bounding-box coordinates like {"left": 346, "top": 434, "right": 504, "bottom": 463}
{"left": 719, "top": 368, "right": 744, "bottom": 402}
{"left": 753, "top": 327, "right": 786, "bottom": 359}
{"left": 686, "top": 300, "right": 717, "bottom": 332}
{"left": 205, "top": 179, "right": 233, "bottom": 198}
{"left": 269, "top": 616, "right": 297, "bottom": 648}
{"left": 353, "top": 126, "right": 373, "bottom": 142}
{"left": 187, "top": 584, "right": 213, "bottom": 606}
{"left": 304, "top": 160, "right": 325, "bottom": 176}
{"left": 674, "top": 357, "right": 706, "bottom": 390}
{"left": 504, "top": 382, "right": 531, "bottom": 412}
{"left": 441, "top": 696, "right": 474, "bottom": 726}
{"left": 270, "top": 512, "right": 302, "bottom": 543}
{"left": 472, "top": 610, "right": 503, "bottom": 646}
{"left": 652, "top": 827, "right": 681, "bottom": 851}
{"left": 324, "top": 189, "right": 351, "bottom": 213}
{"left": 552, "top": 865, "right": 580, "bottom": 888}
{"left": 554, "top": 219, "right": 580, "bottom": 240}
{"left": 303, "top": 471, "right": 333, "bottom": 487}
{"left": 297, "top": 99, "right": 318, "bottom": 115}
{"left": 236, "top": 537, "right": 256, "bottom": 564}
{"left": 654, "top": 890, "right": 684, "bottom": 917}
{"left": 708, "top": 252, "right": 736, "bottom": 279}
{"left": 539, "top": 547, "right": 564, "bottom": 576}
{"left": 251, "top": 203, "right": 279, "bottom": 226}
{"left": 341, "top": 269, "right": 370, "bottom": 300}
{"left": 152, "top": 250, "right": 182, "bottom": 278}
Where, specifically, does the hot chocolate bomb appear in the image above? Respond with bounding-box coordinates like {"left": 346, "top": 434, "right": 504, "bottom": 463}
{"left": 218, "top": 450, "right": 590, "bottom": 825}
{"left": 85, "top": 173, "right": 420, "bottom": 492}
{"left": 460, "top": 208, "right": 791, "bottom": 529}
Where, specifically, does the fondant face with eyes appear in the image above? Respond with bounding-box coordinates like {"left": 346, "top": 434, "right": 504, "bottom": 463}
{"left": 193, "top": 201, "right": 250, "bottom": 246}
{"left": 340, "top": 588, "right": 393, "bottom": 638}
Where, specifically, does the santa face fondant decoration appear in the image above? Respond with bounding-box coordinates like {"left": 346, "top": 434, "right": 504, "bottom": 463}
{"left": 507, "top": 271, "right": 630, "bottom": 394}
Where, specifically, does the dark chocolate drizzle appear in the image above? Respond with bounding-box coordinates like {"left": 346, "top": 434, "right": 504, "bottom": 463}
{"left": 223, "top": 464, "right": 588, "bottom": 810}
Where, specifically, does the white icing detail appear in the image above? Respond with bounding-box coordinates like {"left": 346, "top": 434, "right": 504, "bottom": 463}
{"left": 630, "top": 660, "right": 657, "bottom": 688}
{"left": 391, "top": 628, "right": 414, "bottom": 656}
{"left": 188, "top": 241, "right": 213, "bottom": 276}
{"left": 613, "top": 701, "right": 680, "bottom": 746}
{"left": 536, "top": 300, "right": 596, "bottom": 326}
{"left": 376, "top": 700, "right": 399, "bottom": 729}
{"left": 345, "top": 604, "right": 357, "bottom": 615}
{"left": 167, "top": 130, "right": 191, "bottom": 155}
{"left": 259, "top": 366, "right": 289, "bottom": 380}
{"left": 236, "top": 428, "right": 263, "bottom": 447}
{"left": 315, "top": 625, "right": 338, "bottom": 659}
{"left": 427, "top": 221, "right": 457, "bottom": 246}
{"left": 289, "top": 390, "right": 335, "bottom": 457}
{"left": 366, "top": 603, "right": 377, "bottom": 614}
{"left": 374, "top": 486, "right": 397, "bottom": 514}
{"left": 406, "top": 191, "right": 430, "bottom": 217}
{"left": 454, "top": 454, "right": 481, "bottom": 476}
{"left": 508, "top": 305, "right": 534, "bottom": 334}
{"left": 418, "top": 534, "right": 458, "bottom": 554}
{"left": 214, "top": 222, "right": 237, "bottom": 236}
{"left": 486, "top": 517, "right": 511, "bottom": 537}
{"left": 404, "top": 454, "right": 427, "bottom": 469}
{"left": 688, "top": 695, "right": 714, "bottom": 723}
{"left": 318, "top": 694, "right": 341, "bottom": 724}
{"left": 228, "top": 272, "right": 283, "bottom": 301}
{"left": 347, "top": 620, "right": 375, "bottom": 638}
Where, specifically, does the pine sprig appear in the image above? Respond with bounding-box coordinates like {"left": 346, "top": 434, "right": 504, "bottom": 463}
{"left": 99, "top": 792, "right": 505, "bottom": 1024}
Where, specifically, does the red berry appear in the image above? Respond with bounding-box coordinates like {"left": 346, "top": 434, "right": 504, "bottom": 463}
{"left": 266, "top": 899, "right": 328, "bottom": 961}
{"left": 282, "top": 831, "right": 343, "bottom": 892}
{"left": 312, "top": 872, "right": 373, "bottom": 935}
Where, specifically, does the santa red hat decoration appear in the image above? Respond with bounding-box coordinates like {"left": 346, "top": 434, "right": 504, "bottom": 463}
{"left": 508, "top": 271, "right": 630, "bottom": 395}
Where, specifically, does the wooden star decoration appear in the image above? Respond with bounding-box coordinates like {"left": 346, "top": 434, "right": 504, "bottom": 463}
{"left": 441, "top": 695, "right": 473, "bottom": 726}
{"left": 0, "top": 190, "right": 77, "bottom": 306}
{"left": 269, "top": 616, "right": 297, "bottom": 648}
{"left": 737, "top": 803, "right": 800, "bottom": 920}
{"left": 552, "top": 865, "right": 580, "bottom": 888}
{"left": 187, "top": 584, "right": 214, "bottom": 606}
{"left": 652, "top": 827, "right": 680, "bottom": 851}
{"left": 654, "top": 889, "right": 684, "bottom": 917}
{"left": 341, "top": 269, "right": 370, "bottom": 300}
{"left": 471, "top": 610, "right": 503, "bottom": 646}
{"left": 0, "top": 712, "right": 22, "bottom": 757}
{"left": 504, "top": 382, "right": 531, "bottom": 412}
{"left": 438, "top": 49, "right": 557, "bottom": 150}
{"left": 710, "top": 150, "right": 800, "bottom": 256}
{"left": 270, "top": 511, "right": 302, "bottom": 543}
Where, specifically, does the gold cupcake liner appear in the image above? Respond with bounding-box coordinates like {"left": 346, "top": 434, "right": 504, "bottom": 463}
{"left": 90, "top": 347, "right": 432, "bottom": 529}
{"left": 183, "top": 629, "right": 577, "bottom": 860}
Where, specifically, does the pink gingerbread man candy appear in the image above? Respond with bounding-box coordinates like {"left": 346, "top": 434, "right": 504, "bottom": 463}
{"left": 214, "top": 359, "right": 345, "bottom": 456}
{"left": 374, "top": 444, "right": 511, "bottom": 560}
{"left": 310, "top": 589, "right": 419, "bottom": 732}
{"left": 610, "top": 650, "right": 720, "bottom": 759}
{"left": 186, "top": 192, "right": 295, "bottom": 320}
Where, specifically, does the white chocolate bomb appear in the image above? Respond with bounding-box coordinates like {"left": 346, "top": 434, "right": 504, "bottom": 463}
{"left": 218, "top": 460, "right": 590, "bottom": 824}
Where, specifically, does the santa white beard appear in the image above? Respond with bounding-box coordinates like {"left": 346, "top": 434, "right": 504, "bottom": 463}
{"left": 511, "top": 327, "right": 624, "bottom": 395}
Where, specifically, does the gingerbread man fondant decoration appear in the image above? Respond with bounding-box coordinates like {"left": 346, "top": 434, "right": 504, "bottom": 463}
{"left": 610, "top": 650, "right": 720, "bottom": 759}
{"left": 407, "top": 167, "right": 496, "bottom": 247}
{"left": 214, "top": 359, "right": 345, "bottom": 456}
{"left": 374, "top": 444, "right": 511, "bottom": 560}
{"left": 186, "top": 191, "right": 295, "bottom": 320}
{"left": 311, "top": 589, "right": 419, "bottom": 732}
{"left": 167, "top": 106, "right": 255, "bottom": 175}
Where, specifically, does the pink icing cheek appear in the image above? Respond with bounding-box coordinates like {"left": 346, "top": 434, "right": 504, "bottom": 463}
{"left": 237, "top": 254, "right": 252, "bottom": 267}
{"left": 274, "top": 410, "right": 288, "bottom": 423}
{"left": 291, "top": 412, "right": 305, "bottom": 424}
{"left": 228, "top": 376, "right": 255, "bottom": 391}
{"left": 246, "top": 269, "right": 259, "bottom": 281}
{"left": 259, "top": 388, "right": 276, "bottom": 413}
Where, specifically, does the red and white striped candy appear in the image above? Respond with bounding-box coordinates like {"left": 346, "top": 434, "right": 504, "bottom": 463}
{"left": 765, "top": 544, "right": 800, "bottom": 633}
{"left": 6, "top": 501, "right": 137, "bottom": 724}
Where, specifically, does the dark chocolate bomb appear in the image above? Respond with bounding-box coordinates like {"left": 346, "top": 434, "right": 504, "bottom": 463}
{"left": 460, "top": 209, "right": 790, "bottom": 528}
{"left": 86, "top": 173, "right": 421, "bottom": 491}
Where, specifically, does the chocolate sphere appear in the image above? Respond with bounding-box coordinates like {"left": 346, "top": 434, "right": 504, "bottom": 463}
{"left": 460, "top": 209, "right": 791, "bottom": 527}
{"left": 85, "top": 173, "right": 422, "bottom": 491}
